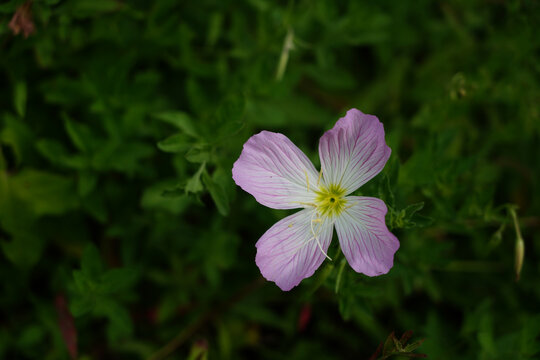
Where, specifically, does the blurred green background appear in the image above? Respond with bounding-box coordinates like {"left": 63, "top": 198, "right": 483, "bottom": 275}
{"left": 1, "top": 0, "right": 539, "bottom": 359}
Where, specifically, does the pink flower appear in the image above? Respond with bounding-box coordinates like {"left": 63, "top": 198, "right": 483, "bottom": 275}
{"left": 232, "top": 109, "right": 399, "bottom": 291}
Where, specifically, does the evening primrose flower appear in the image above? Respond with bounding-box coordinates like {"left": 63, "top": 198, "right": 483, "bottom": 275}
{"left": 232, "top": 109, "right": 399, "bottom": 291}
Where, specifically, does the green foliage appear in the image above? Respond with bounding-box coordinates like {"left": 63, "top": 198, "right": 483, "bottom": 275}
{"left": 1, "top": 0, "right": 539, "bottom": 359}
{"left": 70, "top": 245, "right": 138, "bottom": 341}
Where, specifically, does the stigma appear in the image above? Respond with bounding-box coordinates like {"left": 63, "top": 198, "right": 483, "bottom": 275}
{"left": 315, "top": 183, "right": 347, "bottom": 218}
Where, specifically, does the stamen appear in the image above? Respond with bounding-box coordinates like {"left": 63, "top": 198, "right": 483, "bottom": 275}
{"left": 304, "top": 170, "right": 310, "bottom": 192}
{"left": 272, "top": 211, "right": 332, "bottom": 260}
{"left": 290, "top": 201, "right": 317, "bottom": 207}
{"left": 317, "top": 168, "right": 323, "bottom": 186}
{"left": 310, "top": 211, "right": 320, "bottom": 237}
{"left": 309, "top": 211, "right": 332, "bottom": 261}
{"left": 314, "top": 235, "right": 332, "bottom": 261}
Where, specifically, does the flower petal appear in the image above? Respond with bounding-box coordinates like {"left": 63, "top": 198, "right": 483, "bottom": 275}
{"left": 232, "top": 131, "right": 320, "bottom": 209}
{"left": 319, "top": 109, "right": 391, "bottom": 194}
{"left": 335, "top": 196, "right": 399, "bottom": 276}
{"left": 255, "top": 209, "right": 333, "bottom": 291}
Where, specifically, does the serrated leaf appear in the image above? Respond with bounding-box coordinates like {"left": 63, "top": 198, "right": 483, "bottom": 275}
{"left": 403, "top": 202, "right": 424, "bottom": 218}
{"left": 153, "top": 111, "right": 198, "bottom": 137}
{"left": 393, "top": 202, "right": 432, "bottom": 229}
{"left": 185, "top": 163, "right": 205, "bottom": 194}
{"left": 185, "top": 145, "right": 211, "bottom": 163}
{"left": 157, "top": 133, "right": 192, "bottom": 153}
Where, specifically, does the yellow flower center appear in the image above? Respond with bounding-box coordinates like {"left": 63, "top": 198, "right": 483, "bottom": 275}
{"left": 315, "top": 183, "right": 347, "bottom": 218}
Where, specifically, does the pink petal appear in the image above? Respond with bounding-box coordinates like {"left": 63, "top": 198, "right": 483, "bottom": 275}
{"left": 319, "top": 109, "right": 391, "bottom": 194}
{"left": 335, "top": 196, "right": 399, "bottom": 276}
{"left": 256, "top": 209, "right": 333, "bottom": 291}
{"left": 232, "top": 131, "right": 320, "bottom": 209}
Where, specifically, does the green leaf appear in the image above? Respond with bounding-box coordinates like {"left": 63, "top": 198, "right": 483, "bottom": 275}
{"left": 207, "top": 94, "right": 246, "bottom": 142}
{"left": 160, "top": 186, "right": 185, "bottom": 198}
{"left": 185, "top": 163, "right": 205, "bottom": 194}
{"left": 1, "top": 230, "right": 44, "bottom": 268}
{"left": 94, "top": 300, "right": 133, "bottom": 341}
{"left": 202, "top": 171, "right": 229, "bottom": 216}
{"left": 13, "top": 82, "right": 27, "bottom": 118}
{"left": 206, "top": 12, "right": 223, "bottom": 47}
{"left": 73, "top": 270, "right": 91, "bottom": 292}
{"left": 157, "top": 133, "right": 192, "bottom": 153}
{"left": 36, "top": 139, "right": 88, "bottom": 169}
{"left": 185, "top": 145, "right": 211, "bottom": 163}
{"left": 35, "top": 139, "right": 70, "bottom": 164}
{"left": 81, "top": 244, "right": 104, "bottom": 279}
{"left": 403, "top": 202, "right": 424, "bottom": 219}
{"left": 92, "top": 141, "right": 154, "bottom": 175}
{"left": 392, "top": 202, "right": 433, "bottom": 229}
{"left": 63, "top": 115, "right": 93, "bottom": 153}
{"left": 78, "top": 172, "right": 97, "bottom": 196}
{"left": 70, "top": 294, "right": 96, "bottom": 317}
{"left": 10, "top": 170, "right": 79, "bottom": 216}
{"left": 153, "top": 111, "right": 199, "bottom": 137}
{"left": 99, "top": 268, "right": 138, "bottom": 294}
{"left": 1, "top": 113, "right": 34, "bottom": 166}
{"left": 141, "top": 181, "right": 190, "bottom": 214}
